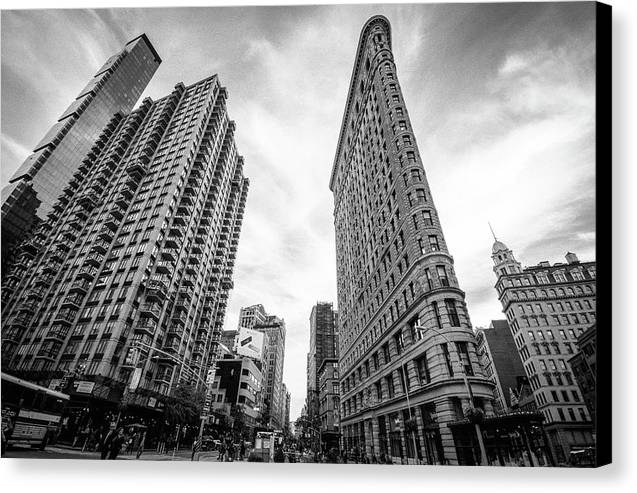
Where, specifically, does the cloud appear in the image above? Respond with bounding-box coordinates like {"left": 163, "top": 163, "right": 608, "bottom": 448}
{"left": 0, "top": 3, "right": 596, "bottom": 421}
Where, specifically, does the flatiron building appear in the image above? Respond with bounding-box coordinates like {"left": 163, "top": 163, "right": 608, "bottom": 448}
{"left": 330, "top": 16, "right": 497, "bottom": 465}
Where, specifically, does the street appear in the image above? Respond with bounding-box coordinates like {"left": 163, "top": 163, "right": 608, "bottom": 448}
{"left": 2, "top": 445, "right": 224, "bottom": 461}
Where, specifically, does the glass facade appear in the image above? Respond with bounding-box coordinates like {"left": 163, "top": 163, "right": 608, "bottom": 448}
{"left": 1, "top": 35, "right": 161, "bottom": 276}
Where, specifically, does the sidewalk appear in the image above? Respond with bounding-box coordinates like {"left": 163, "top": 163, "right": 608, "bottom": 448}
{"left": 48, "top": 444, "right": 210, "bottom": 461}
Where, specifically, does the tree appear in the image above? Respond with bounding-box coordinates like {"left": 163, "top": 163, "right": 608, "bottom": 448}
{"left": 163, "top": 383, "right": 205, "bottom": 427}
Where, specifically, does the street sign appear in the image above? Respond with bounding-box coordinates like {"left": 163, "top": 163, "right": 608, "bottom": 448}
{"left": 74, "top": 381, "right": 95, "bottom": 394}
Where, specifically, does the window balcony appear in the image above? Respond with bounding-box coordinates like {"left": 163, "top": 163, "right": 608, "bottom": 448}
{"left": 36, "top": 348, "right": 59, "bottom": 360}
{"left": 162, "top": 341, "right": 180, "bottom": 353}
{"left": 77, "top": 266, "right": 97, "bottom": 280}
{"left": 23, "top": 237, "right": 43, "bottom": 254}
{"left": 10, "top": 313, "right": 33, "bottom": 328}
{"left": 109, "top": 204, "right": 126, "bottom": 221}
{"left": 98, "top": 228, "right": 115, "bottom": 242}
{"left": 164, "top": 236, "right": 179, "bottom": 249}
{"left": 125, "top": 161, "right": 147, "bottom": 179}
{"left": 85, "top": 252, "right": 104, "bottom": 267}
{"left": 41, "top": 261, "right": 61, "bottom": 274}
{"left": 140, "top": 303, "right": 161, "bottom": 320}
{"left": 174, "top": 300, "right": 189, "bottom": 312}
{"left": 54, "top": 309, "right": 76, "bottom": 325}
{"left": 26, "top": 287, "right": 46, "bottom": 299}
{"left": 70, "top": 278, "right": 92, "bottom": 293}
{"left": 161, "top": 249, "right": 178, "bottom": 262}
{"left": 169, "top": 225, "right": 185, "bottom": 238}
{"left": 61, "top": 294, "right": 84, "bottom": 309}
{"left": 91, "top": 239, "right": 111, "bottom": 254}
{"left": 145, "top": 279, "right": 168, "bottom": 300}
{"left": 156, "top": 260, "right": 173, "bottom": 274}
{"left": 45, "top": 327, "right": 70, "bottom": 341}
{"left": 34, "top": 274, "right": 54, "bottom": 286}
{"left": 135, "top": 322, "right": 157, "bottom": 336}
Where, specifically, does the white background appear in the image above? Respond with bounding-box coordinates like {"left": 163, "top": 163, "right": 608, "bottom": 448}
{"left": 1, "top": 0, "right": 634, "bottom": 492}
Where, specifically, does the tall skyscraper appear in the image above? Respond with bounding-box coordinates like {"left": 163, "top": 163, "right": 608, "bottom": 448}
{"left": 306, "top": 302, "right": 338, "bottom": 421}
{"left": 1, "top": 74, "right": 249, "bottom": 413}
{"left": 1, "top": 34, "right": 161, "bottom": 277}
{"left": 330, "top": 16, "right": 498, "bottom": 465}
{"left": 491, "top": 240, "right": 596, "bottom": 462}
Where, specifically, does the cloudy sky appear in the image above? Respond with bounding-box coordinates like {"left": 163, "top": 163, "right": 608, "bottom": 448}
{"left": 1, "top": 1, "right": 596, "bottom": 420}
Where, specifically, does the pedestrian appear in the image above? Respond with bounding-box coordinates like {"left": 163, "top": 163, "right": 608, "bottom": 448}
{"left": 240, "top": 441, "right": 246, "bottom": 461}
{"left": 218, "top": 442, "right": 226, "bottom": 461}
{"left": 100, "top": 428, "right": 116, "bottom": 460}
{"left": 191, "top": 437, "right": 201, "bottom": 461}
{"left": 228, "top": 441, "right": 236, "bottom": 462}
{"left": 136, "top": 431, "right": 146, "bottom": 459}
{"left": 107, "top": 428, "right": 126, "bottom": 460}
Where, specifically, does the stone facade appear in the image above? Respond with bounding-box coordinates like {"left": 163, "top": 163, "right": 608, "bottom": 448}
{"left": 568, "top": 324, "right": 596, "bottom": 428}
{"left": 330, "top": 16, "right": 496, "bottom": 465}
{"left": 492, "top": 242, "right": 596, "bottom": 463}
{"left": 318, "top": 357, "right": 341, "bottom": 450}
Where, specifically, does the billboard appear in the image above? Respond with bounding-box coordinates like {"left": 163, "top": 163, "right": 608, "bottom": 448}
{"left": 236, "top": 327, "right": 265, "bottom": 361}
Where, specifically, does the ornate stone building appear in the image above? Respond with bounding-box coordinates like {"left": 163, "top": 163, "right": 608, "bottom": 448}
{"left": 330, "top": 16, "right": 497, "bottom": 465}
{"left": 492, "top": 239, "right": 596, "bottom": 462}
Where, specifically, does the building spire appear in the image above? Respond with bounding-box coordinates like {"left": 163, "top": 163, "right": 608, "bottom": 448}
{"left": 488, "top": 222, "right": 497, "bottom": 241}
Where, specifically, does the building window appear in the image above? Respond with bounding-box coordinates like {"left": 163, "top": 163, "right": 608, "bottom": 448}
{"left": 456, "top": 341, "right": 474, "bottom": 376}
{"left": 429, "top": 235, "right": 440, "bottom": 252}
{"left": 441, "top": 343, "right": 454, "bottom": 377}
{"left": 436, "top": 265, "right": 449, "bottom": 286}
{"left": 445, "top": 299, "right": 461, "bottom": 326}
{"left": 432, "top": 301, "right": 442, "bottom": 329}
{"left": 385, "top": 374, "right": 395, "bottom": 398}
{"left": 415, "top": 352, "right": 430, "bottom": 384}
{"left": 394, "top": 330, "right": 405, "bottom": 354}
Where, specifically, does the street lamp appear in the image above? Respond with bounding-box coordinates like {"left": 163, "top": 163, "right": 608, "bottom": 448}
{"left": 414, "top": 324, "right": 489, "bottom": 466}
{"left": 398, "top": 363, "right": 420, "bottom": 464}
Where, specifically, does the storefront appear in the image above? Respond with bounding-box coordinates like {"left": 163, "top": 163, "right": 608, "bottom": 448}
{"left": 449, "top": 411, "right": 553, "bottom": 466}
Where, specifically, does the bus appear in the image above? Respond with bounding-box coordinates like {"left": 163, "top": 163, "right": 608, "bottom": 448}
{"left": 1, "top": 372, "right": 70, "bottom": 452}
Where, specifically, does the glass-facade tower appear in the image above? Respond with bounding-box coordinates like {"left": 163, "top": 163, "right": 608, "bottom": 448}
{"left": 1, "top": 34, "right": 161, "bottom": 278}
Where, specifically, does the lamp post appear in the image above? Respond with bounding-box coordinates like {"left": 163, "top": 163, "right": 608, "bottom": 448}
{"left": 414, "top": 325, "right": 489, "bottom": 466}
{"left": 399, "top": 363, "right": 420, "bottom": 464}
